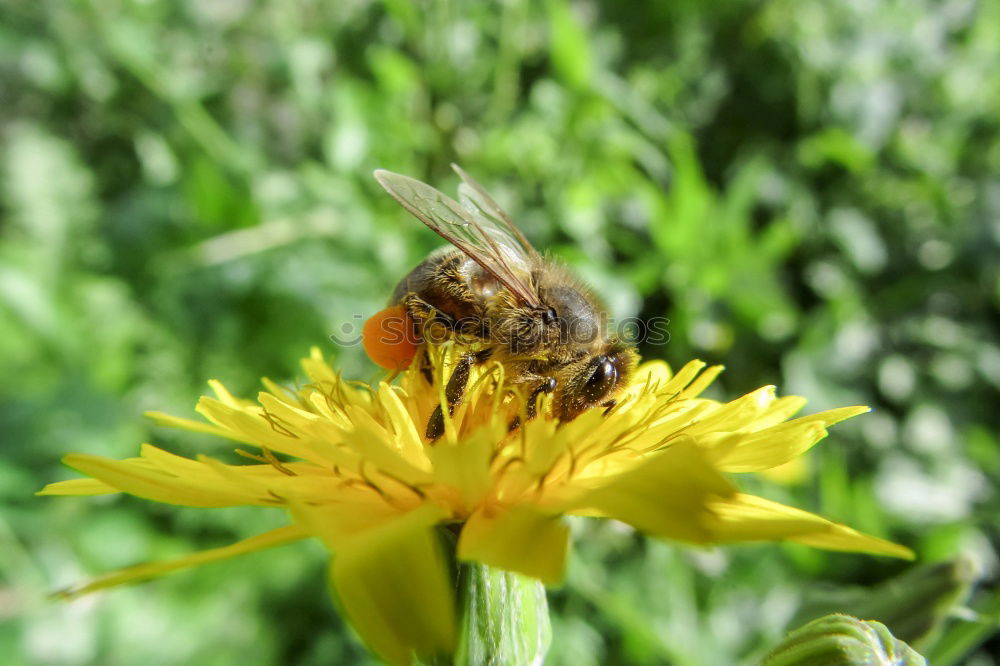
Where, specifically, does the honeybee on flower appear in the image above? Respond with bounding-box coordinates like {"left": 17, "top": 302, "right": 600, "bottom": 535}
{"left": 364, "top": 165, "right": 637, "bottom": 440}
{"left": 41, "top": 168, "right": 913, "bottom": 666}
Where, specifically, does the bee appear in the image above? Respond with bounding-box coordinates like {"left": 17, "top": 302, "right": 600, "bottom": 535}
{"left": 367, "top": 164, "right": 638, "bottom": 440}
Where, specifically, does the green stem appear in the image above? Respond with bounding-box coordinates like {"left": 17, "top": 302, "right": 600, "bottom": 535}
{"left": 453, "top": 562, "right": 551, "bottom": 666}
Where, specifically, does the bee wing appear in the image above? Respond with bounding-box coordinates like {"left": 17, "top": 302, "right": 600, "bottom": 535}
{"left": 451, "top": 163, "right": 542, "bottom": 263}
{"left": 374, "top": 169, "right": 543, "bottom": 308}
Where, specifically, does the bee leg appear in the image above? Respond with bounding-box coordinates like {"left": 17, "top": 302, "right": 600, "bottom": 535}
{"left": 426, "top": 351, "right": 476, "bottom": 441}
{"left": 527, "top": 376, "right": 556, "bottom": 420}
{"left": 472, "top": 347, "right": 494, "bottom": 363}
{"left": 508, "top": 377, "right": 556, "bottom": 432}
{"left": 419, "top": 348, "right": 433, "bottom": 385}
{"left": 401, "top": 292, "right": 454, "bottom": 344}
{"left": 426, "top": 410, "right": 445, "bottom": 442}
{"left": 425, "top": 349, "right": 494, "bottom": 440}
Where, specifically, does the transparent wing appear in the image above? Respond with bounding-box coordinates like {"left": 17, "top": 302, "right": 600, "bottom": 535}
{"left": 374, "top": 169, "right": 542, "bottom": 307}
{"left": 451, "top": 163, "right": 541, "bottom": 263}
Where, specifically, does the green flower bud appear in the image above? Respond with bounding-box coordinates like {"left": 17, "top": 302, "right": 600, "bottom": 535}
{"left": 793, "top": 556, "right": 981, "bottom": 647}
{"left": 762, "top": 614, "right": 927, "bottom": 666}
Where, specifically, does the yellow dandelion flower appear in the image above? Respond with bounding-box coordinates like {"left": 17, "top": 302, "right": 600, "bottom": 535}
{"left": 40, "top": 345, "right": 912, "bottom": 665}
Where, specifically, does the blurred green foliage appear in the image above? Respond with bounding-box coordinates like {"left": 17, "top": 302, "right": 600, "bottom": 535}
{"left": 2, "top": 0, "right": 998, "bottom": 664}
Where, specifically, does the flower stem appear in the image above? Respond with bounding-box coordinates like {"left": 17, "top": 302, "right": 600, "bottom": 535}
{"left": 453, "top": 561, "right": 551, "bottom": 666}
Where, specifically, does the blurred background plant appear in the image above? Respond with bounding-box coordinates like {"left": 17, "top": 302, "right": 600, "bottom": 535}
{"left": 1, "top": 0, "right": 998, "bottom": 664}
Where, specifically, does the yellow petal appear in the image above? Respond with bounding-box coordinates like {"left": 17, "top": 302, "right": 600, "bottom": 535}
{"left": 195, "top": 396, "right": 334, "bottom": 465}
{"left": 144, "top": 411, "right": 236, "bottom": 439}
{"left": 704, "top": 405, "right": 871, "bottom": 472}
{"left": 339, "top": 403, "right": 434, "bottom": 483}
{"left": 703, "top": 423, "right": 828, "bottom": 472}
{"left": 208, "top": 379, "right": 256, "bottom": 408}
{"left": 757, "top": 456, "right": 809, "bottom": 485}
{"left": 287, "top": 493, "right": 421, "bottom": 547}
{"left": 329, "top": 503, "right": 455, "bottom": 665}
{"left": 678, "top": 364, "right": 724, "bottom": 400}
{"left": 260, "top": 377, "right": 304, "bottom": 406}
{"left": 193, "top": 454, "right": 345, "bottom": 506}
{"left": 54, "top": 524, "right": 307, "bottom": 599}
{"left": 428, "top": 426, "right": 493, "bottom": 511}
{"left": 704, "top": 494, "right": 913, "bottom": 559}
{"left": 658, "top": 359, "right": 706, "bottom": 397}
{"left": 568, "top": 440, "right": 736, "bottom": 544}
{"left": 301, "top": 346, "right": 356, "bottom": 392}
{"left": 745, "top": 395, "right": 808, "bottom": 430}
{"left": 305, "top": 345, "right": 335, "bottom": 375}
{"left": 810, "top": 405, "right": 871, "bottom": 428}
{"left": 684, "top": 386, "right": 777, "bottom": 434}
{"left": 702, "top": 493, "right": 828, "bottom": 540}
{"left": 63, "top": 452, "right": 271, "bottom": 507}
{"left": 458, "top": 505, "right": 569, "bottom": 585}
{"left": 791, "top": 525, "right": 915, "bottom": 559}
{"left": 254, "top": 392, "right": 366, "bottom": 465}
{"left": 628, "top": 360, "right": 672, "bottom": 391}
{"left": 38, "top": 478, "right": 119, "bottom": 496}
{"left": 376, "top": 382, "right": 430, "bottom": 470}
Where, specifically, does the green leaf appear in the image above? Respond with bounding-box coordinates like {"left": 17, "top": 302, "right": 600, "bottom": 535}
{"left": 546, "top": 0, "right": 592, "bottom": 89}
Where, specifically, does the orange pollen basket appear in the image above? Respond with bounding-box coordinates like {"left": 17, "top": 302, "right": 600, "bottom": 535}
{"left": 362, "top": 305, "right": 419, "bottom": 370}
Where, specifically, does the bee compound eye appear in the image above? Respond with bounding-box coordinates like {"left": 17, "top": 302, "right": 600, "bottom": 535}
{"left": 542, "top": 307, "right": 557, "bottom": 326}
{"left": 581, "top": 358, "right": 617, "bottom": 402}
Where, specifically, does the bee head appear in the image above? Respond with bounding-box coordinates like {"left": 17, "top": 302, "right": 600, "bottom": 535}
{"left": 554, "top": 339, "right": 638, "bottom": 422}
